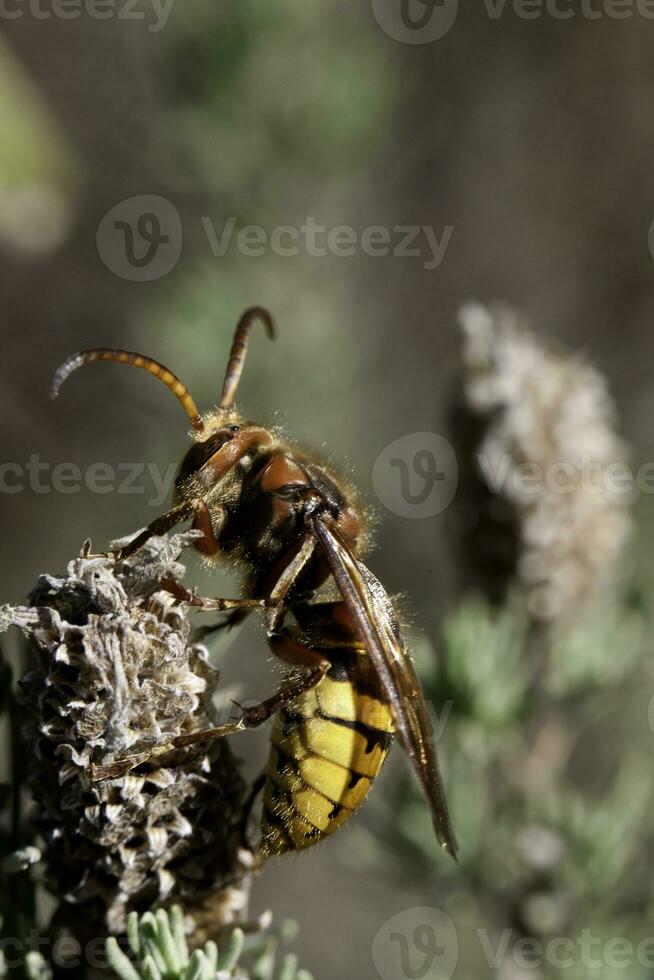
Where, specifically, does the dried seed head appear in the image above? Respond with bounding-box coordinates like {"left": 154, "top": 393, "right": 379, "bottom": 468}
{"left": 459, "top": 303, "right": 632, "bottom": 621}
{"left": 2, "top": 532, "right": 253, "bottom": 940}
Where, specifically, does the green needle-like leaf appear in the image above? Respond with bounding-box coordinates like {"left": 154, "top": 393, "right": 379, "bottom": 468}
{"left": 106, "top": 938, "right": 141, "bottom": 980}
{"left": 217, "top": 929, "right": 244, "bottom": 972}
{"left": 142, "top": 954, "right": 162, "bottom": 980}
{"left": 275, "top": 953, "right": 298, "bottom": 980}
{"left": 170, "top": 906, "right": 189, "bottom": 967}
{"left": 127, "top": 912, "right": 142, "bottom": 958}
{"left": 155, "top": 908, "right": 181, "bottom": 974}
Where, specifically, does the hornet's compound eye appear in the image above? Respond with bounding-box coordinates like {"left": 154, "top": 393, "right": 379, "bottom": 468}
{"left": 274, "top": 483, "right": 311, "bottom": 502}
{"left": 274, "top": 486, "right": 324, "bottom": 516}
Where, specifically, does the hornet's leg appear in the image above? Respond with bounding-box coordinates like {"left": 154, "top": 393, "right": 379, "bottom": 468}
{"left": 167, "top": 532, "right": 318, "bottom": 630}
{"left": 116, "top": 423, "right": 273, "bottom": 560}
{"left": 161, "top": 577, "right": 264, "bottom": 615}
{"left": 88, "top": 636, "right": 329, "bottom": 782}
{"left": 188, "top": 500, "right": 223, "bottom": 557}
{"left": 91, "top": 534, "right": 327, "bottom": 781}
{"left": 264, "top": 536, "right": 317, "bottom": 633}
{"left": 160, "top": 572, "right": 262, "bottom": 643}
{"left": 116, "top": 498, "right": 222, "bottom": 560}
{"left": 193, "top": 606, "right": 252, "bottom": 643}
{"left": 120, "top": 501, "right": 257, "bottom": 617}
{"left": 116, "top": 500, "right": 194, "bottom": 559}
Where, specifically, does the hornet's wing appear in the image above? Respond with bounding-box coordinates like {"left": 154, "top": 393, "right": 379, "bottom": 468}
{"left": 311, "top": 515, "right": 458, "bottom": 860}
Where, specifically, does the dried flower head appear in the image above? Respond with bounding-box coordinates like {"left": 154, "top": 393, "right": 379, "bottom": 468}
{"left": 459, "top": 302, "right": 632, "bottom": 620}
{"left": 0, "top": 532, "right": 253, "bottom": 940}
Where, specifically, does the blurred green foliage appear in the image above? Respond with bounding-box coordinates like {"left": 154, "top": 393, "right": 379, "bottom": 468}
{"left": 367, "top": 585, "right": 654, "bottom": 979}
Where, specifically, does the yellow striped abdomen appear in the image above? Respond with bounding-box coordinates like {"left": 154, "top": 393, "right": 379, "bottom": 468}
{"left": 260, "top": 654, "right": 394, "bottom": 856}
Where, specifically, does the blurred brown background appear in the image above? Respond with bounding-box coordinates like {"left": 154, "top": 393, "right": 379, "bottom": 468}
{"left": 2, "top": 3, "right": 654, "bottom": 977}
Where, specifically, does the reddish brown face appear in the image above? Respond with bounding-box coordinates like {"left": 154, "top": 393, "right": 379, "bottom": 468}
{"left": 218, "top": 450, "right": 361, "bottom": 591}
{"left": 250, "top": 452, "right": 359, "bottom": 543}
